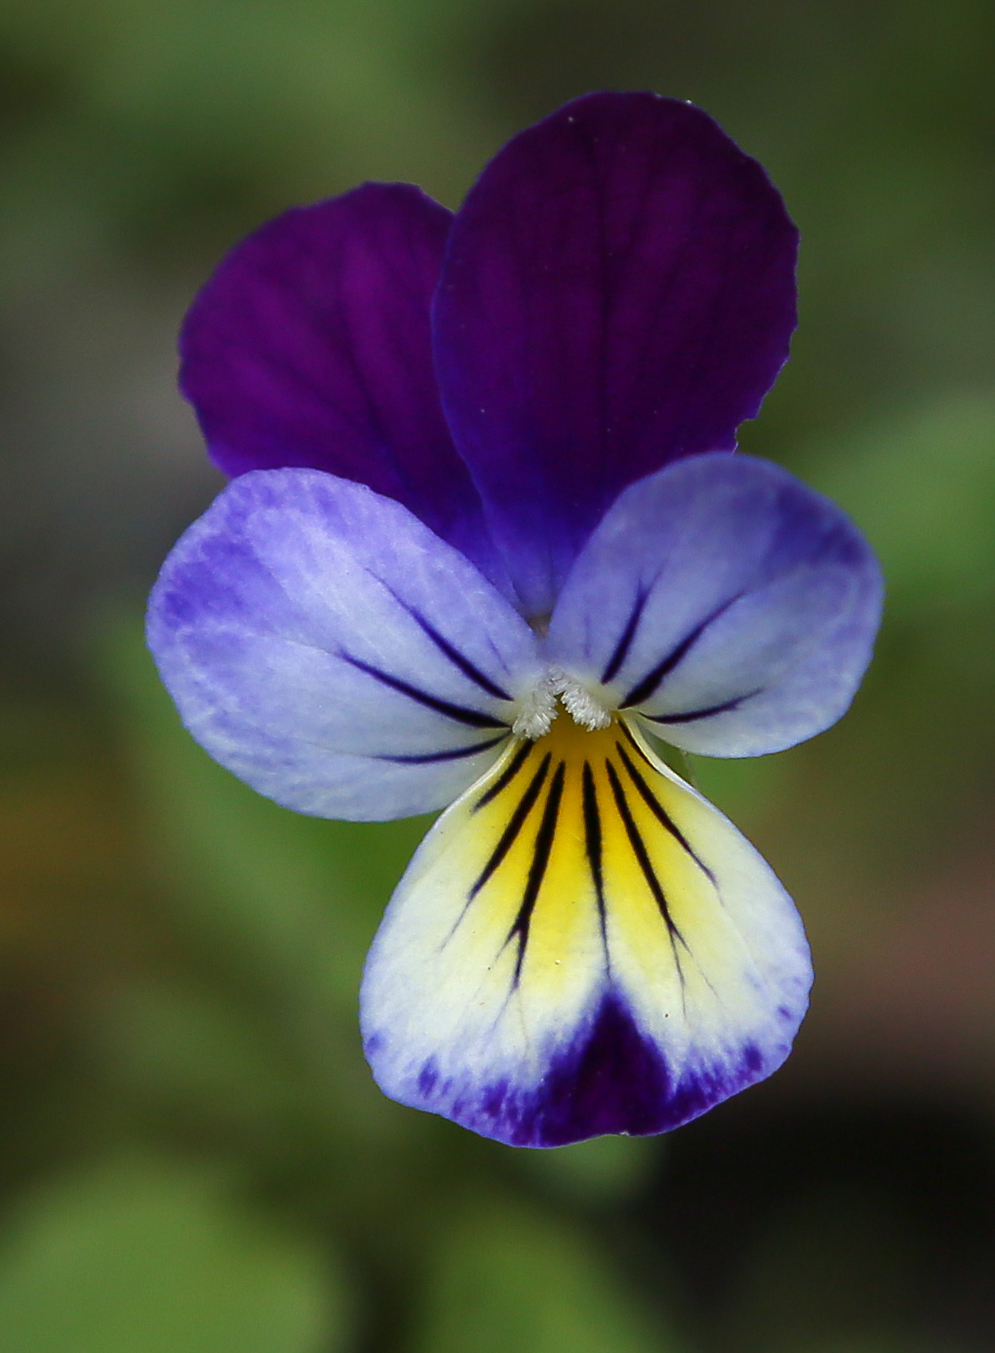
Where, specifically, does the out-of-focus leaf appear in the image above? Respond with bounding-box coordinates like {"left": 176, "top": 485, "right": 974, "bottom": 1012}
{"left": 90, "top": 609, "right": 436, "bottom": 1152}
{"left": 684, "top": 749, "right": 792, "bottom": 832}
{"left": 0, "top": 0, "right": 501, "bottom": 278}
{"left": 801, "top": 391, "right": 995, "bottom": 617}
{"left": 94, "top": 609, "right": 426, "bottom": 1005}
{"left": 89, "top": 978, "right": 303, "bottom": 1126}
{"left": 516, "top": 1132, "right": 660, "bottom": 1206}
{"left": 412, "top": 1197, "right": 680, "bottom": 1353}
{"left": 642, "top": 726, "right": 789, "bottom": 830}
{"left": 0, "top": 1155, "right": 346, "bottom": 1353}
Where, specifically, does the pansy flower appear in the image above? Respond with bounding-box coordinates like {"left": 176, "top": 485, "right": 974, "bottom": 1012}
{"left": 148, "top": 93, "right": 882, "bottom": 1148}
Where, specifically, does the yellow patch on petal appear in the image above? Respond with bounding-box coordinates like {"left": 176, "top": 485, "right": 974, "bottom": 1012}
{"left": 454, "top": 717, "right": 734, "bottom": 1027}
{"left": 362, "top": 711, "right": 809, "bottom": 1137}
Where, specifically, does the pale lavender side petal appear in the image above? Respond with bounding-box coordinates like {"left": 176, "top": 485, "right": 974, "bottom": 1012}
{"left": 147, "top": 469, "right": 541, "bottom": 820}
{"left": 180, "top": 184, "right": 504, "bottom": 584}
{"left": 434, "top": 92, "right": 799, "bottom": 617}
{"left": 545, "top": 454, "right": 884, "bottom": 757}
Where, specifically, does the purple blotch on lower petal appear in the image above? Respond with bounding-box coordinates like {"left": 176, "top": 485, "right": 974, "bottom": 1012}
{"left": 517, "top": 993, "right": 674, "bottom": 1145}
{"left": 402, "top": 992, "right": 780, "bottom": 1148}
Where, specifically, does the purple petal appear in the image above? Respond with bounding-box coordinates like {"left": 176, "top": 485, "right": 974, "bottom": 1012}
{"left": 545, "top": 454, "right": 883, "bottom": 757}
{"left": 180, "top": 184, "right": 504, "bottom": 584}
{"left": 147, "top": 469, "right": 541, "bottom": 820}
{"left": 433, "top": 92, "right": 799, "bottom": 617}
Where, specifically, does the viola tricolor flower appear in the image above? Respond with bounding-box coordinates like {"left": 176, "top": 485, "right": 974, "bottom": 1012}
{"left": 148, "top": 93, "right": 882, "bottom": 1147}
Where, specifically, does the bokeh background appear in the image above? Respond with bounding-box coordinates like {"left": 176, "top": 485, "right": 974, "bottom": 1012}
{"left": 1, "top": 1, "right": 994, "bottom": 1350}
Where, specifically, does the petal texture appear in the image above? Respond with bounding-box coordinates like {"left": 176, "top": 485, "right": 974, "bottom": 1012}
{"left": 433, "top": 92, "right": 799, "bottom": 616}
{"left": 545, "top": 454, "right": 884, "bottom": 757}
{"left": 147, "top": 469, "right": 540, "bottom": 820}
{"left": 180, "top": 184, "right": 503, "bottom": 583}
{"left": 361, "top": 717, "right": 810, "bottom": 1147}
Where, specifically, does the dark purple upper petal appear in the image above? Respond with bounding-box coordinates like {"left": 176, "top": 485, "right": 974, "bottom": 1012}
{"left": 179, "top": 183, "right": 504, "bottom": 584}
{"left": 433, "top": 92, "right": 799, "bottom": 617}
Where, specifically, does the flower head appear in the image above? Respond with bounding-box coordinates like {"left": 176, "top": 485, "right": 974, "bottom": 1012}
{"left": 148, "top": 93, "right": 883, "bottom": 1147}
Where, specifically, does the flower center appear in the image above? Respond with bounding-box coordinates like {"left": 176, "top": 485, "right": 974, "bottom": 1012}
{"left": 512, "top": 666, "right": 612, "bottom": 740}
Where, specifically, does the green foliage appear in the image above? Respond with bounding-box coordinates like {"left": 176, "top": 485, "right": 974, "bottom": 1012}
{"left": 0, "top": 1156, "right": 342, "bottom": 1353}
{"left": 411, "top": 1198, "right": 679, "bottom": 1353}
{"left": 518, "top": 1132, "right": 659, "bottom": 1206}
{"left": 805, "top": 392, "right": 995, "bottom": 620}
{"left": 91, "top": 612, "right": 437, "bottom": 1157}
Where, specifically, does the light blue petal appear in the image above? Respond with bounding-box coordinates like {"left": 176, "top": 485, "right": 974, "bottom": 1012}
{"left": 545, "top": 454, "right": 883, "bottom": 757}
{"left": 147, "top": 469, "right": 540, "bottom": 820}
{"left": 361, "top": 720, "right": 810, "bottom": 1147}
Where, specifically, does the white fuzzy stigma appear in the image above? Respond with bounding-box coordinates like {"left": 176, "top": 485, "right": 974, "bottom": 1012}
{"left": 512, "top": 674, "right": 559, "bottom": 738}
{"left": 558, "top": 678, "right": 612, "bottom": 730}
{"left": 512, "top": 667, "right": 612, "bottom": 739}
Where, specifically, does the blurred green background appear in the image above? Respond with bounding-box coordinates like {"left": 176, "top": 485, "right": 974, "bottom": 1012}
{"left": 1, "top": 1, "right": 994, "bottom": 1350}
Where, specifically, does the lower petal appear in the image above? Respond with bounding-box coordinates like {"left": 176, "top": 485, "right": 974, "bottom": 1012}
{"left": 360, "top": 717, "right": 811, "bottom": 1147}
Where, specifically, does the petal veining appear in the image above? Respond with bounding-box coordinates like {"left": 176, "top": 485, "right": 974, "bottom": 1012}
{"left": 545, "top": 454, "right": 884, "bottom": 758}
{"left": 433, "top": 92, "right": 798, "bottom": 616}
{"left": 361, "top": 716, "right": 811, "bottom": 1147}
{"left": 147, "top": 468, "right": 538, "bottom": 821}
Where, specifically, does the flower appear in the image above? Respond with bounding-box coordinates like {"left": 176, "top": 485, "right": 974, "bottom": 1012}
{"left": 147, "top": 93, "right": 883, "bottom": 1148}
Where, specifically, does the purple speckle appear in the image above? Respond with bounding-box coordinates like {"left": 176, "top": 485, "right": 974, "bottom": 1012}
{"left": 417, "top": 1059, "right": 440, "bottom": 1096}
{"left": 742, "top": 1042, "right": 763, "bottom": 1073}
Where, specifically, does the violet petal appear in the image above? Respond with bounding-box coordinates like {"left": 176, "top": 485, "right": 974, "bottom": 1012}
{"left": 147, "top": 469, "right": 540, "bottom": 821}
{"left": 545, "top": 454, "right": 884, "bottom": 757}
{"left": 434, "top": 92, "right": 799, "bottom": 616}
{"left": 180, "top": 183, "right": 504, "bottom": 584}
